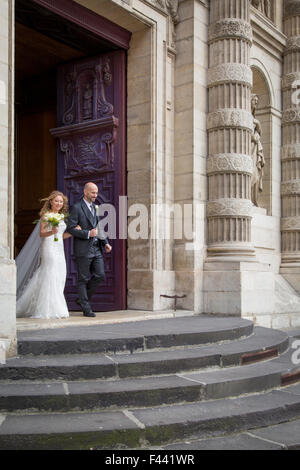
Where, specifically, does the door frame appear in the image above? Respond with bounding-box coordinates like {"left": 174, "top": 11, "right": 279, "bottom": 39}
{"left": 30, "top": 0, "right": 131, "bottom": 50}
{"left": 26, "top": 0, "right": 130, "bottom": 311}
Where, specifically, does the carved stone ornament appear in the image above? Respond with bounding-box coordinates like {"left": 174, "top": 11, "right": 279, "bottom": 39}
{"left": 209, "top": 19, "right": 252, "bottom": 43}
{"left": 281, "top": 180, "right": 300, "bottom": 195}
{"left": 208, "top": 63, "right": 253, "bottom": 87}
{"left": 207, "top": 198, "right": 253, "bottom": 217}
{"left": 251, "top": 0, "right": 273, "bottom": 20}
{"left": 166, "top": 0, "right": 179, "bottom": 23}
{"left": 282, "top": 72, "right": 300, "bottom": 90}
{"left": 207, "top": 109, "right": 253, "bottom": 131}
{"left": 284, "top": 0, "right": 300, "bottom": 18}
{"left": 207, "top": 153, "right": 253, "bottom": 175}
{"left": 282, "top": 108, "right": 300, "bottom": 124}
{"left": 282, "top": 144, "right": 300, "bottom": 160}
{"left": 281, "top": 217, "right": 300, "bottom": 231}
{"left": 285, "top": 36, "right": 300, "bottom": 53}
{"left": 143, "top": 0, "right": 179, "bottom": 22}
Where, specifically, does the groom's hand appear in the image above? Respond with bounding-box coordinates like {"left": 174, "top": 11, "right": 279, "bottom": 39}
{"left": 89, "top": 228, "right": 98, "bottom": 238}
{"left": 105, "top": 244, "right": 112, "bottom": 253}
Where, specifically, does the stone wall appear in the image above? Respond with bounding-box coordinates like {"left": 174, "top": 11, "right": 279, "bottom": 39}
{"left": 77, "top": 0, "right": 178, "bottom": 310}
{"left": 173, "top": 0, "right": 208, "bottom": 311}
{"left": 0, "top": 0, "right": 16, "bottom": 359}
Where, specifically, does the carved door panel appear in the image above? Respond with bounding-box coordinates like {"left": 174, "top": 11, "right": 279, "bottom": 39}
{"left": 51, "top": 51, "right": 126, "bottom": 312}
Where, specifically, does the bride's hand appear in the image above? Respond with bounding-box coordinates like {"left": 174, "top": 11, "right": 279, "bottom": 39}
{"left": 52, "top": 227, "right": 59, "bottom": 234}
{"left": 75, "top": 225, "right": 82, "bottom": 230}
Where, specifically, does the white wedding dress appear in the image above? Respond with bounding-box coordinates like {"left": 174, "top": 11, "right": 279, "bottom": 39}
{"left": 16, "top": 220, "right": 69, "bottom": 319}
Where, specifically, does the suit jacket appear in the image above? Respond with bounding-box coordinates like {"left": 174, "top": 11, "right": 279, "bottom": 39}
{"left": 67, "top": 199, "right": 109, "bottom": 257}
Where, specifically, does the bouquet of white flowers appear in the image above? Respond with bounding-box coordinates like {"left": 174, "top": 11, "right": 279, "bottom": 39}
{"left": 43, "top": 212, "right": 65, "bottom": 241}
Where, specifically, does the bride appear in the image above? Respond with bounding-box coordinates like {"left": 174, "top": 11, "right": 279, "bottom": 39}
{"left": 16, "top": 190, "right": 74, "bottom": 319}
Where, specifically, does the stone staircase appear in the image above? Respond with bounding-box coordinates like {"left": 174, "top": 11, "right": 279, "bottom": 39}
{"left": 0, "top": 316, "right": 300, "bottom": 449}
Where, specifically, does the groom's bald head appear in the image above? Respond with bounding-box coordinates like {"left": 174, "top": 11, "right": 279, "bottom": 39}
{"left": 83, "top": 182, "right": 98, "bottom": 203}
{"left": 84, "top": 182, "right": 97, "bottom": 191}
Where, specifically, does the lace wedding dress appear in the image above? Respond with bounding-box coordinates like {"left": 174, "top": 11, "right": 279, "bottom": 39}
{"left": 16, "top": 220, "right": 69, "bottom": 319}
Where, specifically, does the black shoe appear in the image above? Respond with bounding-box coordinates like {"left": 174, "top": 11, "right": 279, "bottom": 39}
{"left": 83, "top": 311, "right": 96, "bottom": 317}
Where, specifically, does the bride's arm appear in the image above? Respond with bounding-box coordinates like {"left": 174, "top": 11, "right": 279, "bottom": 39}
{"left": 63, "top": 225, "right": 81, "bottom": 239}
{"left": 40, "top": 220, "right": 58, "bottom": 238}
{"left": 63, "top": 232, "right": 72, "bottom": 239}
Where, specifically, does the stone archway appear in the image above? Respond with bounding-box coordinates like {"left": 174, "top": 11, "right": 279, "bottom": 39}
{"left": 251, "top": 65, "right": 273, "bottom": 214}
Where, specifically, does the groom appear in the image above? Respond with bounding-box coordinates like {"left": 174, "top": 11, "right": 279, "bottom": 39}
{"left": 67, "top": 182, "right": 112, "bottom": 317}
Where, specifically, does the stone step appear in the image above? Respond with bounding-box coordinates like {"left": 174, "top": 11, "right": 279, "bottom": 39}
{"left": 1, "top": 382, "right": 300, "bottom": 449}
{"left": 16, "top": 316, "right": 253, "bottom": 356}
{"left": 161, "top": 418, "right": 300, "bottom": 450}
{"left": 0, "top": 327, "right": 288, "bottom": 382}
{"left": 0, "top": 347, "right": 297, "bottom": 413}
{"left": 284, "top": 328, "right": 300, "bottom": 340}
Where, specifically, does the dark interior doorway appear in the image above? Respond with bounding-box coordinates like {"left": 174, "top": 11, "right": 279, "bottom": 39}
{"left": 15, "top": 0, "right": 129, "bottom": 311}
{"left": 14, "top": 0, "right": 117, "bottom": 255}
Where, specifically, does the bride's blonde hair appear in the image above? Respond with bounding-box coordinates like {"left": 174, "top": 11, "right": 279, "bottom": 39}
{"left": 40, "top": 190, "right": 68, "bottom": 218}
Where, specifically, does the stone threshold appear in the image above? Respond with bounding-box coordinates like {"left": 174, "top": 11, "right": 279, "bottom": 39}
{"left": 16, "top": 310, "right": 195, "bottom": 331}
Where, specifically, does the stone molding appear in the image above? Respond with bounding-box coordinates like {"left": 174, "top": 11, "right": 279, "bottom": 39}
{"left": 207, "top": 108, "right": 253, "bottom": 131}
{"left": 281, "top": 180, "right": 300, "bottom": 196}
{"left": 207, "top": 153, "right": 253, "bottom": 175}
{"left": 208, "top": 63, "right": 253, "bottom": 87}
{"left": 282, "top": 144, "right": 300, "bottom": 160}
{"left": 281, "top": 217, "right": 300, "bottom": 231}
{"left": 209, "top": 18, "right": 253, "bottom": 43}
{"left": 282, "top": 108, "right": 300, "bottom": 124}
{"left": 207, "top": 198, "right": 253, "bottom": 217}
{"left": 284, "top": 36, "right": 300, "bottom": 53}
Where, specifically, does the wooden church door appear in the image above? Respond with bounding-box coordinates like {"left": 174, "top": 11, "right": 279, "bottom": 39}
{"left": 51, "top": 51, "right": 126, "bottom": 312}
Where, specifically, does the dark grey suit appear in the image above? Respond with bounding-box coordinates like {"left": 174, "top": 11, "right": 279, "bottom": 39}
{"left": 67, "top": 199, "right": 109, "bottom": 314}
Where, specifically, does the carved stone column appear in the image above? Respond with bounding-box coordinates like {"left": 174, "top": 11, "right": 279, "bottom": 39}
{"left": 280, "top": 0, "right": 300, "bottom": 293}
{"left": 204, "top": 0, "right": 275, "bottom": 321}
{"left": 207, "top": 0, "right": 254, "bottom": 260}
